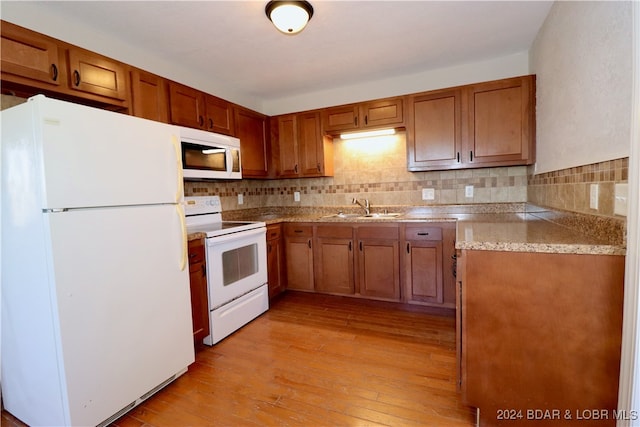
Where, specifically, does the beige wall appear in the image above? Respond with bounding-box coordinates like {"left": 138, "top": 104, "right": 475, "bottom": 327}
{"left": 185, "top": 132, "right": 528, "bottom": 211}
{"left": 528, "top": 1, "right": 632, "bottom": 219}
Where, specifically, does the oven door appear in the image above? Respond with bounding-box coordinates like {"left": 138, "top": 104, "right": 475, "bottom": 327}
{"left": 205, "top": 227, "right": 267, "bottom": 308}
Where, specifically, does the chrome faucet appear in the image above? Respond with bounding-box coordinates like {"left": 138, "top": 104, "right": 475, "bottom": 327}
{"left": 352, "top": 198, "right": 370, "bottom": 215}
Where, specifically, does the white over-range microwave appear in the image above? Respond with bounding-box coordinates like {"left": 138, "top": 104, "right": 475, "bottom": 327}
{"left": 180, "top": 127, "right": 242, "bottom": 180}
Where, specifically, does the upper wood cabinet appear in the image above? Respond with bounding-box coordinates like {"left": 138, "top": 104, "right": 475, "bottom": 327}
{"left": 322, "top": 97, "right": 404, "bottom": 134}
{"left": 407, "top": 88, "right": 463, "bottom": 170}
{"left": 272, "top": 111, "right": 334, "bottom": 178}
{"left": 466, "top": 76, "right": 535, "bottom": 167}
{"left": 130, "top": 69, "right": 169, "bottom": 122}
{"left": 168, "top": 81, "right": 235, "bottom": 135}
{"left": 1, "top": 20, "right": 62, "bottom": 88}
{"left": 235, "top": 106, "right": 270, "bottom": 178}
{"left": 67, "top": 47, "right": 128, "bottom": 101}
{"left": 204, "top": 94, "right": 235, "bottom": 136}
{"left": 1, "top": 21, "right": 130, "bottom": 110}
{"left": 407, "top": 75, "right": 535, "bottom": 171}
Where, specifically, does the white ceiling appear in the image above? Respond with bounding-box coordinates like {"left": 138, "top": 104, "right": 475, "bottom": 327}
{"left": 24, "top": 1, "right": 553, "bottom": 104}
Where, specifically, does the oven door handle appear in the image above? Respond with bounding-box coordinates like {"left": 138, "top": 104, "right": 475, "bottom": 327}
{"left": 206, "top": 227, "right": 266, "bottom": 246}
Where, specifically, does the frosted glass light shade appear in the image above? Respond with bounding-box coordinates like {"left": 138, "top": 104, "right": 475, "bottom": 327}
{"left": 266, "top": 1, "right": 314, "bottom": 35}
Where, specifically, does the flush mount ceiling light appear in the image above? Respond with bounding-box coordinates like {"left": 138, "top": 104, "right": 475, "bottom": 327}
{"left": 265, "top": 1, "right": 314, "bottom": 35}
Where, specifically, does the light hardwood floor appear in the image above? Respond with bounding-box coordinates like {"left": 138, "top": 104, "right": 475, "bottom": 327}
{"left": 2, "top": 291, "right": 476, "bottom": 426}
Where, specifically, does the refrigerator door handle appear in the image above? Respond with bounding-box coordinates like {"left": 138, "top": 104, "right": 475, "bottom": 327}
{"left": 177, "top": 204, "right": 187, "bottom": 271}
{"left": 172, "top": 135, "right": 184, "bottom": 202}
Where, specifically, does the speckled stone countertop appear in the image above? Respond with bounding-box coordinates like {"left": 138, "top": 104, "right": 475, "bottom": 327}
{"left": 211, "top": 203, "right": 626, "bottom": 256}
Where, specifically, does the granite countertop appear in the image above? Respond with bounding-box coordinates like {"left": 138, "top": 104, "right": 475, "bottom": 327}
{"left": 188, "top": 203, "right": 625, "bottom": 256}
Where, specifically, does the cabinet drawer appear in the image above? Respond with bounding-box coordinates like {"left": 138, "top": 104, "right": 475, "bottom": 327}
{"left": 316, "top": 225, "right": 353, "bottom": 239}
{"left": 188, "top": 239, "right": 205, "bottom": 265}
{"left": 405, "top": 227, "right": 442, "bottom": 241}
{"left": 267, "top": 224, "right": 282, "bottom": 241}
{"left": 357, "top": 226, "right": 399, "bottom": 240}
{"left": 284, "top": 224, "right": 313, "bottom": 237}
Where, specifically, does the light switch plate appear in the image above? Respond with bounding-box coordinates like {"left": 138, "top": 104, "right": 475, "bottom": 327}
{"left": 422, "top": 188, "right": 435, "bottom": 200}
{"left": 237, "top": 193, "right": 243, "bottom": 205}
{"left": 614, "top": 183, "right": 628, "bottom": 216}
{"left": 294, "top": 191, "right": 301, "bottom": 202}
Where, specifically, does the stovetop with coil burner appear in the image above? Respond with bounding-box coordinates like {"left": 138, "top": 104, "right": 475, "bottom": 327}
{"left": 184, "top": 196, "right": 265, "bottom": 238}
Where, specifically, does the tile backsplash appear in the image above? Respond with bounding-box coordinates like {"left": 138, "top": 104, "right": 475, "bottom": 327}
{"left": 528, "top": 157, "right": 628, "bottom": 218}
{"left": 185, "top": 132, "right": 529, "bottom": 211}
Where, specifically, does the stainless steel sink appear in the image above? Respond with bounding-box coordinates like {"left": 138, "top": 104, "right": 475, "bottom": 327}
{"left": 359, "top": 213, "right": 402, "bottom": 219}
{"left": 322, "top": 213, "right": 362, "bottom": 219}
{"left": 321, "top": 212, "right": 402, "bottom": 220}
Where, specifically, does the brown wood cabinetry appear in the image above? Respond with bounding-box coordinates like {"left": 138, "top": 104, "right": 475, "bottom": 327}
{"left": 322, "top": 97, "right": 404, "bottom": 134}
{"left": 356, "top": 225, "right": 400, "bottom": 301}
{"left": 168, "top": 81, "right": 235, "bottom": 135}
{"left": 466, "top": 76, "right": 535, "bottom": 167}
{"left": 266, "top": 224, "right": 286, "bottom": 299}
{"left": 402, "top": 223, "right": 457, "bottom": 308}
{"left": 284, "top": 224, "right": 314, "bottom": 291}
{"left": 272, "top": 111, "right": 334, "bottom": 178}
{"left": 236, "top": 107, "right": 270, "bottom": 178}
{"left": 314, "top": 225, "right": 355, "bottom": 295}
{"left": 188, "top": 239, "right": 210, "bottom": 344}
{"left": 407, "top": 88, "right": 463, "bottom": 170}
{"left": 1, "top": 21, "right": 130, "bottom": 110}
{"left": 130, "top": 69, "right": 169, "bottom": 122}
{"left": 407, "top": 75, "right": 535, "bottom": 171}
{"left": 459, "top": 249, "right": 624, "bottom": 426}
{"left": 67, "top": 47, "right": 128, "bottom": 101}
{"left": 1, "top": 20, "right": 62, "bottom": 88}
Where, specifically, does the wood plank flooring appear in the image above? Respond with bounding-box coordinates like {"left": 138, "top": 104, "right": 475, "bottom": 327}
{"left": 2, "top": 291, "right": 475, "bottom": 427}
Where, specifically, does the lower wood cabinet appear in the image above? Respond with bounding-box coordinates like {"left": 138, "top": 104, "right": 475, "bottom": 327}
{"left": 284, "top": 224, "right": 314, "bottom": 291}
{"left": 281, "top": 221, "right": 458, "bottom": 306}
{"left": 314, "top": 225, "right": 355, "bottom": 295}
{"left": 266, "top": 224, "right": 286, "bottom": 298}
{"left": 356, "top": 225, "right": 400, "bottom": 301}
{"left": 188, "top": 239, "right": 209, "bottom": 344}
{"left": 459, "top": 249, "right": 625, "bottom": 426}
{"left": 402, "top": 223, "right": 457, "bottom": 308}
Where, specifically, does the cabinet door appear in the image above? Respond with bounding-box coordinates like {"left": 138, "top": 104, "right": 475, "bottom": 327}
{"left": 322, "top": 104, "right": 359, "bottom": 133}
{"left": 67, "top": 48, "right": 128, "bottom": 100}
{"left": 266, "top": 224, "right": 286, "bottom": 298}
{"left": 168, "top": 82, "right": 205, "bottom": 129}
{"left": 275, "top": 114, "right": 299, "bottom": 177}
{"left": 130, "top": 69, "right": 168, "bottom": 122}
{"left": 467, "top": 75, "right": 535, "bottom": 167}
{"left": 1, "top": 21, "right": 62, "bottom": 87}
{"left": 284, "top": 225, "right": 314, "bottom": 291}
{"left": 405, "top": 240, "right": 444, "bottom": 304}
{"left": 356, "top": 226, "right": 400, "bottom": 301}
{"left": 297, "top": 111, "right": 324, "bottom": 176}
{"left": 361, "top": 97, "right": 404, "bottom": 128}
{"left": 205, "top": 94, "right": 235, "bottom": 136}
{"left": 314, "top": 226, "right": 354, "bottom": 295}
{"left": 407, "top": 89, "right": 463, "bottom": 171}
{"left": 236, "top": 107, "right": 270, "bottom": 178}
{"left": 188, "top": 239, "right": 210, "bottom": 343}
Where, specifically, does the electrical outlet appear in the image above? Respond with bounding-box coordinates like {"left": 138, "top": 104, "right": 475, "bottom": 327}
{"left": 294, "top": 191, "right": 301, "bottom": 202}
{"left": 422, "top": 188, "right": 435, "bottom": 200}
{"left": 237, "top": 193, "right": 243, "bottom": 205}
{"left": 465, "top": 185, "right": 474, "bottom": 198}
{"left": 590, "top": 184, "right": 599, "bottom": 210}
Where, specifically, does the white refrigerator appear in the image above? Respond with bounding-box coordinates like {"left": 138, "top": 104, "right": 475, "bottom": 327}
{"left": 1, "top": 95, "right": 195, "bottom": 426}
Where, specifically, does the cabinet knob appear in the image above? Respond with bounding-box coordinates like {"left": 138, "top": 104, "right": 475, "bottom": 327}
{"left": 209, "top": 118, "right": 214, "bottom": 129}
{"left": 470, "top": 151, "right": 474, "bottom": 162}
{"left": 73, "top": 70, "right": 81, "bottom": 86}
{"left": 199, "top": 116, "right": 204, "bottom": 126}
{"left": 51, "top": 64, "right": 58, "bottom": 82}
